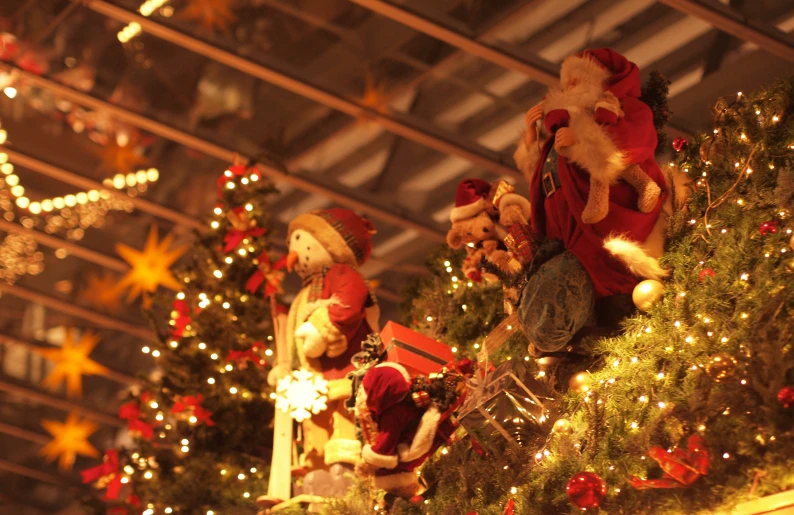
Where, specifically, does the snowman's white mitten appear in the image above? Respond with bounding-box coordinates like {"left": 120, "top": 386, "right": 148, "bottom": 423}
{"left": 267, "top": 363, "right": 291, "bottom": 386}
{"left": 296, "top": 321, "right": 327, "bottom": 358}
{"left": 308, "top": 308, "right": 348, "bottom": 358}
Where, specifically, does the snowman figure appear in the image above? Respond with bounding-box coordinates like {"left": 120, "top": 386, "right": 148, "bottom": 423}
{"left": 268, "top": 208, "right": 379, "bottom": 493}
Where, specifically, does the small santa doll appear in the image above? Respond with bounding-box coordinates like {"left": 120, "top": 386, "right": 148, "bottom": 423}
{"left": 355, "top": 363, "right": 454, "bottom": 498}
{"left": 512, "top": 48, "right": 668, "bottom": 354}
{"left": 269, "top": 208, "right": 379, "bottom": 476}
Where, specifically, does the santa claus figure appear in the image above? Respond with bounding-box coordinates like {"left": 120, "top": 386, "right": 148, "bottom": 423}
{"left": 356, "top": 363, "right": 453, "bottom": 498}
{"left": 513, "top": 48, "right": 668, "bottom": 354}
{"left": 269, "top": 208, "right": 379, "bottom": 485}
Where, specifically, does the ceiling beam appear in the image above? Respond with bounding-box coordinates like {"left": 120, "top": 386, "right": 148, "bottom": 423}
{"left": 0, "top": 458, "right": 71, "bottom": 486}
{"left": 0, "top": 333, "right": 139, "bottom": 385}
{"left": 3, "top": 65, "right": 447, "bottom": 242}
{"left": 346, "top": 0, "right": 559, "bottom": 85}
{"left": 0, "top": 283, "right": 154, "bottom": 341}
{"left": 0, "top": 420, "right": 51, "bottom": 446}
{"left": 657, "top": 0, "right": 794, "bottom": 62}
{"left": 0, "top": 146, "right": 205, "bottom": 232}
{"left": 82, "top": 0, "right": 519, "bottom": 180}
{"left": 0, "top": 219, "right": 128, "bottom": 273}
{"left": 0, "top": 377, "right": 124, "bottom": 427}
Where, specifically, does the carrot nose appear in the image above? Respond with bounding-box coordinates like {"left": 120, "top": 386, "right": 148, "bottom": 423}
{"left": 286, "top": 251, "right": 300, "bottom": 272}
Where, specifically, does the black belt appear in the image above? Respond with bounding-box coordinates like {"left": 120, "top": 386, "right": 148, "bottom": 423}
{"left": 541, "top": 145, "right": 561, "bottom": 198}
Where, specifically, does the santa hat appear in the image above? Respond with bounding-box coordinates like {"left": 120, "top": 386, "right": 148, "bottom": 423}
{"left": 287, "top": 208, "right": 376, "bottom": 268}
{"left": 450, "top": 179, "right": 493, "bottom": 223}
{"left": 362, "top": 363, "right": 411, "bottom": 418}
{"left": 560, "top": 48, "right": 641, "bottom": 99}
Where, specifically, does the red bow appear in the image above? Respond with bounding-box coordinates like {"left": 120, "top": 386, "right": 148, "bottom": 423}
{"left": 119, "top": 401, "right": 155, "bottom": 440}
{"left": 223, "top": 207, "right": 267, "bottom": 253}
{"left": 246, "top": 252, "right": 287, "bottom": 297}
{"left": 226, "top": 342, "right": 267, "bottom": 368}
{"left": 216, "top": 164, "right": 248, "bottom": 198}
{"left": 81, "top": 450, "right": 123, "bottom": 500}
{"left": 629, "top": 434, "right": 711, "bottom": 489}
{"left": 172, "top": 394, "right": 215, "bottom": 426}
{"left": 169, "top": 299, "right": 191, "bottom": 339}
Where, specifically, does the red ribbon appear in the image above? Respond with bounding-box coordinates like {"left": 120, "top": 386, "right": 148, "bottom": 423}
{"left": 119, "top": 400, "right": 155, "bottom": 440}
{"left": 172, "top": 394, "right": 215, "bottom": 426}
{"left": 503, "top": 499, "right": 515, "bottom": 515}
{"left": 81, "top": 450, "right": 124, "bottom": 500}
{"left": 216, "top": 164, "right": 248, "bottom": 198}
{"left": 108, "top": 494, "right": 142, "bottom": 515}
{"left": 629, "top": 434, "right": 711, "bottom": 489}
{"left": 226, "top": 341, "right": 267, "bottom": 368}
{"left": 169, "top": 299, "right": 191, "bottom": 339}
{"left": 246, "top": 253, "right": 287, "bottom": 296}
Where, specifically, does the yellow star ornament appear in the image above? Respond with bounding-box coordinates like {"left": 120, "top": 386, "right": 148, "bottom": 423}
{"left": 179, "top": 0, "right": 236, "bottom": 32}
{"left": 40, "top": 412, "right": 99, "bottom": 470}
{"left": 79, "top": 271, "right": 123, "bottom": 314}
{"left": 35, "top": 329, "right": 109, "bottom": 398}
{"left": 115, "top": 225, "right": 188, "bottom": 306}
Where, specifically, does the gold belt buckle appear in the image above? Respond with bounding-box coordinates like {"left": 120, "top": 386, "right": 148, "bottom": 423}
{"left": 542, "top": 170, "right": 557, "bottom": 197}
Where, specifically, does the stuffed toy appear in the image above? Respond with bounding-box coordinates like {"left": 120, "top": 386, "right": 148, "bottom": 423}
{"left": 267, "top": 208, "right": 379, "bottom": 485}
{"left": 355, "top": 363, "right": 454, "bottom": 498}
{"left": 446, "top": 178, "right": 530, "bottom": 276}
{"left": 512, "top": 48, "right": 671, "bottom": 354}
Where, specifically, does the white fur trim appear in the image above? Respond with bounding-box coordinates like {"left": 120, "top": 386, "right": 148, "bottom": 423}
{"left": 604, "top": 234, "right": 668, "bottom": 281}
{"left": 362, "top": 444, "right": 398, "bottom": 469}
{"left": 560, "top": 54, "right": 610, "bottom": 88}
{"left": 514, "top": 135, "right": 541, "bottom": 183}
{"left": 543, "top": 84, "right": 602, "bottom": 113}
{"left": 595, "top": 91, "right": 623, "bottom": 117}
{"left": 497, "top": 193, "right": 531, "bottom": 219}
{"left": 397, "top": 406, "right": 441, "bottom": 463}
{"left": 565, "top": 110, "right": 626, "bottom": 184}
{"left": 373, "top": 471, "right": 420, "bottom": 491}
{"left": 450, "top": 197, "right": 490, "bottom": 223}
{"left": 374, "top": 362, "right": 411, "bottom": 383}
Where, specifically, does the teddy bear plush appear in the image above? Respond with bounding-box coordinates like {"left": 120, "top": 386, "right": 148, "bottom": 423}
{"left": 446, "top": 179, "right": 530, "bottom": 276}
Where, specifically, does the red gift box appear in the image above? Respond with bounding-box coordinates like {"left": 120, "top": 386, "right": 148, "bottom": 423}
{"left": 380, "top": 321, "right": 455, "bottom": 377}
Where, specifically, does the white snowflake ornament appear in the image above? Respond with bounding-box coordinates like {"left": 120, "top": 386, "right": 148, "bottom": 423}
{"left": 275, "top": 368, "right": 329, "bottom": 422}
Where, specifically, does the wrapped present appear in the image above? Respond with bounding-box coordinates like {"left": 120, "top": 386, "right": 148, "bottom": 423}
{"left": 503, "top": 223, "right": 533, "bottom": 265}
{"left": 380, "top": 321, "right": 455, "bottom": 377}
{"left": 457, "top": 359, "right": 554, "bottom": 453}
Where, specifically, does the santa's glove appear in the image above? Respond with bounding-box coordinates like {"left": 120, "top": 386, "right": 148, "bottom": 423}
{"left": 267, "top": 363, "right": 291, "bottom": 386}
{"left": 296, "top": 321, "right": 327, "bottom": 358}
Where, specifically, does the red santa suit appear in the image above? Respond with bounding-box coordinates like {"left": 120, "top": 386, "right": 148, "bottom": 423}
{"left": 516, "top": 48, "right": 667, "bottom": 298}
{"left": 357, "top": 363, "right": 454, "bottom": 497}
{"left": 286, "top": 208, "right": 380, "bottom": 470}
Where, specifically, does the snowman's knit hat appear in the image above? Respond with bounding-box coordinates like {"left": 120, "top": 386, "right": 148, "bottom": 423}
{"left": 288, "top": 208, "right": 376, "bottom": 268}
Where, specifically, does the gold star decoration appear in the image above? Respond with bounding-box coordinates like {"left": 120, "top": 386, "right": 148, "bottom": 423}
{"left": 40, "top": 412, "right": 99, "bottom": 470}
{"left": 78, "top": 271, "right": 123, "bottom": 314}
{"left": 179, "top": 0, "right": 237, "bottom": 33}
{"left": 99, "top": 136, "right": 148, "bottom": 175}
{"left": 115, "top": 225, "right": 188, "bottom": 306}
{"left": 35, "top": 329, "right": 109, "bottom": 398}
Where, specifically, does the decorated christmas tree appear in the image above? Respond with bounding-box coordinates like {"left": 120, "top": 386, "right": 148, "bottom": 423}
{"left": 82, "top": 164, "right": 283, "bottom": 515}
{"left": 389, "top": 78, "right": 794, "bottom": 514}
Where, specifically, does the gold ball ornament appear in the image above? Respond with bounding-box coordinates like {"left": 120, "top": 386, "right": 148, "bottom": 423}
{"left": 632, "top": 280, "right": 665, "bottom": 311}
{"left": 569, "top": 372, "right": 591, "bottom": 393}
{"left": 706, "top": 353, "right": 738, "bottom": 382}
{"left": 552, "top": 418, "right": 574, "bottom": 435}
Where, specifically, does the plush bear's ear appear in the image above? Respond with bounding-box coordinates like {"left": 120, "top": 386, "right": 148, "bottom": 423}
{"left": 446, "top": 227, "right": 464, "bottom": 249}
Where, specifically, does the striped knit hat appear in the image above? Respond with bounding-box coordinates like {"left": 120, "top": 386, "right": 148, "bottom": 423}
{"left": 287, "top": 208, "right": 376, "bottom": 268}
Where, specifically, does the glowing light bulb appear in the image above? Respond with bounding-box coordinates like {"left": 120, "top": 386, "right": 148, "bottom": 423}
{"left": 230, "top": 387, "right": 238, "bottom": 394}
{"left": 152, "top": 350, "right": 161, "bottom": 358}
{"left": 214, "top": 270, "right": 223, "bottom": 278}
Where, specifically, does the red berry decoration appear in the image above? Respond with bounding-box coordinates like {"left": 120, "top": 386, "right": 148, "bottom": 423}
{"left": 759, "top": 220, "right": 779, "bottom": 236}
{"left": 698, "top": 268, "right": 716, "bottom": 282}
{"left": 778, "top": 386, "right": 794, "bottom": 408}
{"left": 566, "top": 471, "right": 607, "bottom": 510}
{"left": 672, "top": 137, "right": 689, "bottom": 152}
{"left": 410, "top": 495, "right": 424, "bottom": 504}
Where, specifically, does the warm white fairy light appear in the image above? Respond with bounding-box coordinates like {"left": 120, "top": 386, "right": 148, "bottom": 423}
{"left": 142, "top": 346, "right": 151, "bottom": 354}
{"left": 152, "top": 350, "right": 161, "bottom": 357}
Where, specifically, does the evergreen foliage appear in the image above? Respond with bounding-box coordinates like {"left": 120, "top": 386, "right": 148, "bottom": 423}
{"left": 84, "top": 167, "right": 280, "bottom": 515}
{"left": 394, "top": 78, "right": 794, "bottom": 514}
